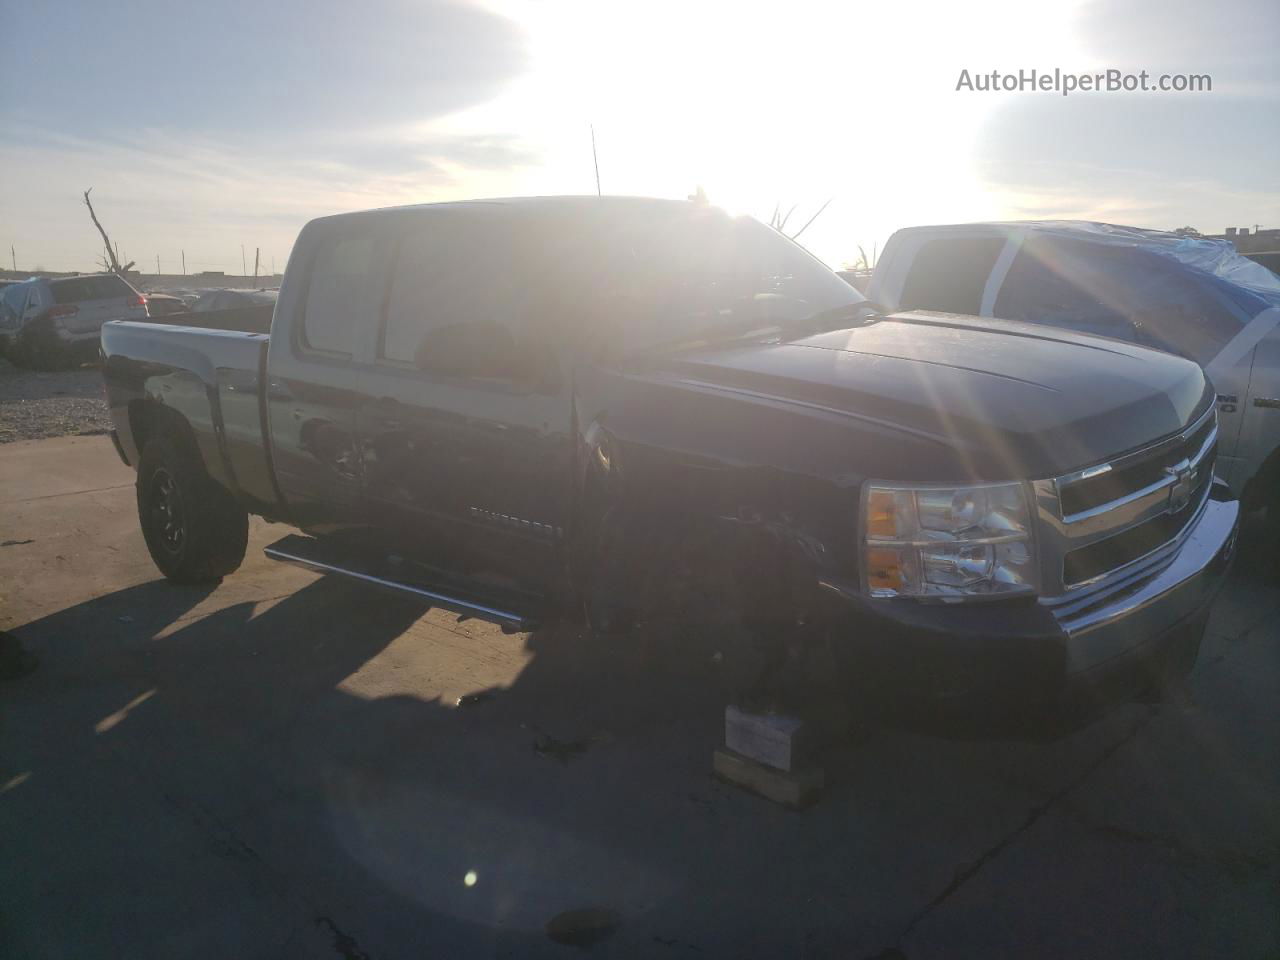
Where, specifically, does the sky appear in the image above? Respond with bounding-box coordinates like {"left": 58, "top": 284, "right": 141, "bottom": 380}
{"left": 1, "top": 0, "right": 1276, "bottom": 275}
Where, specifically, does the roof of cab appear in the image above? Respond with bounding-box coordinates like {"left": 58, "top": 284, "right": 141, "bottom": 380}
{"left": 307, "top": 195, "right": 702, "bottom": 228}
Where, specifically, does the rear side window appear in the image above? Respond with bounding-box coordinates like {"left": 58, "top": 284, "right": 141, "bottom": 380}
{"left": 51, "top": 275, "right": 132, "bottom": 303}
{"left": 899, "top": 236, "right": 1006, "bottom": 315}
{"left": 302, "top": 231, "right": 381, "bottom": 355}
{"left": 0, "top": 284, "right": 29, "bottom": 328}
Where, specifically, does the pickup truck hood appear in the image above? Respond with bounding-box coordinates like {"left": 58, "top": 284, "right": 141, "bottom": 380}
{"left": 648, "top": 311, "right": 1211, "bottom": 480}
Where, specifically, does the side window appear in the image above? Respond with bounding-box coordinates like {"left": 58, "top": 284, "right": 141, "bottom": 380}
{"left": 0, "top": 285, "right": 28, "bottom": 328}
{"left": 1090, "top": 252, "right": 1244, "bottom": 365}
{"left": 381, "top": 218, "right": 531, "bottom": 380}
{"left": 993, "top": 237, "right": 1133, "bottom": 341}
{"left": 898, "top": 236, "right": 1006, "bottom": 315}
{"left": 995, "top": 239, "right": 1244, "bottom": 363}
{"left": 302, "top": 231, "right": 379, "bottom": 356}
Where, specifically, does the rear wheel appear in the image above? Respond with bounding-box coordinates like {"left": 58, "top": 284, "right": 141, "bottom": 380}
{"left": 13, "top": 326, "right": 65, "bottom": 370}
{"left": 136, "top": 435, "right": 248, "bottom": 583}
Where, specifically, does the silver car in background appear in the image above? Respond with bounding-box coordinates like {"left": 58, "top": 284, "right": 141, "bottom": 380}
{"left": 0, "top": 273, "right": 148, "bottom": 368}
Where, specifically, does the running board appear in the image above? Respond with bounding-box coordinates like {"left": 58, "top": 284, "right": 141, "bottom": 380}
{"left": 264, "top": 535, "right": 536, "bottom": 632}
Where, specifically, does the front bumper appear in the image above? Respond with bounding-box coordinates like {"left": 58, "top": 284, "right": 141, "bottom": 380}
{"left": 1047, "top": 492, "right": 1237, "bottom": 676}
{"left": 819, "top": 486, "right": 1239, "bottom": 714}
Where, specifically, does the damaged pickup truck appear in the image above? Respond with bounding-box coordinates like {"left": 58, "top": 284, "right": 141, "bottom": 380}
{"left": 101, "top": 197, "right": 1239, "bottom": 715}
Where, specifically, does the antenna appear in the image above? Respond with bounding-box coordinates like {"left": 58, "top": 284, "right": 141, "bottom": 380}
{"left": 590, "top": 124, "right": 601, "bottom": 197}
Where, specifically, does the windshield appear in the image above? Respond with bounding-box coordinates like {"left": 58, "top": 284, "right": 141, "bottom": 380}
{"left": 556, "top": 205, "right": 865, "bottom": 355}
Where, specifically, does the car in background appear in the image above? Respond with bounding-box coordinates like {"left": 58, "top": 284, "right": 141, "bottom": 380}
{"left": 869, "top": 220, "right": 1280, "bottom": 526}
{"left": 142, "top": 293, "right": 189, "bottom": 318}
{"left": 193, "top": 288, "right": 278, "bottom": 312}
{"left": 0, "top": 273, "right": 148, "bottom": 368}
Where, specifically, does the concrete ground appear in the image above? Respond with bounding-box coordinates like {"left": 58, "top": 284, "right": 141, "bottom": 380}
{"left": 1, "top": 435, "right": 1277, "bottom": 959}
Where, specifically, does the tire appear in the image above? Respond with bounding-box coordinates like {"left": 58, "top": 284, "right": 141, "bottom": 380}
{"left": 14, "top": 326, "right": 66, "bottom": 371}
{"left": 136, "top": 435, "right": 248, "bottom": 583}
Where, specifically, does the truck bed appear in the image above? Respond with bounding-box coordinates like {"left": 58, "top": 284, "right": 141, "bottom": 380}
{"left": 137, "top": 303, "right": 274, "bottom": 334}
{"left": 100, "top": 320, "right": 280, "bottom": 513}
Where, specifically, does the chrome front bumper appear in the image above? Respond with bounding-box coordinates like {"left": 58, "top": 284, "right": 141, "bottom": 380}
{"left": 1045, "top": 489, "right": 1239, "bottom": 675}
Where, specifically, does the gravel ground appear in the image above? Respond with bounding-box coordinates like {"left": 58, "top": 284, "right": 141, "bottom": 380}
{"left": 0, "top": 358, "right": 112, "bottom": 443}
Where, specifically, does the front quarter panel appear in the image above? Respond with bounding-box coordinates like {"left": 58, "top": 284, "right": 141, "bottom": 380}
{"left": 570, "top": 363, "right": 968, "bottom": 616}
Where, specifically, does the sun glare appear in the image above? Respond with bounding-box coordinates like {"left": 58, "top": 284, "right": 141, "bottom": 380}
{"left": 450, "top": 0, "right": 1091, "bottom": 263}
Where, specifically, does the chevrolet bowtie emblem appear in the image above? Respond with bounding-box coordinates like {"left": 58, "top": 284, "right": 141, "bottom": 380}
{"left": 1165, "top": 459, "right": 1196, "bottom": 512}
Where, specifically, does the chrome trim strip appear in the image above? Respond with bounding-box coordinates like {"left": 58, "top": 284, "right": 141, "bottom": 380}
{"left": 264, "top": 546, "right": 529, "bottom": 629}
{"left": 1060, "top": 423, "right": 1217, "bottom": 526}
{"left": 1055, "top": 403, "right": 1216, "bottom": 492}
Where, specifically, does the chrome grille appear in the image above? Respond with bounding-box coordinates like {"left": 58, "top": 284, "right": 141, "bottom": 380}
{"left": 1033, "top": 404, "right": 1217, "bottom": 600}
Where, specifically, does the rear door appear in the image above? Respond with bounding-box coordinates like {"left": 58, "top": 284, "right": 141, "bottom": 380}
{"left": 49, "top": 275, "right": 146, "bottom": 333}
{"left": 265, "top": 218, "right": 391, "bottom": 539}
{"left": 355, "top": 209, "right": 572, "bottom": 600}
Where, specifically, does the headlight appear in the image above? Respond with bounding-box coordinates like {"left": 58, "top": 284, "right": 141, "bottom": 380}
{"left": 862, "top": 481, "right": 1037, "bottom": 599}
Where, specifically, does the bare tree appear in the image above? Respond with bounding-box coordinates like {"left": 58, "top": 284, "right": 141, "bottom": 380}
{"left": 83, "top": 188, "right": 134, "bottom": 274}
{"left": 768, "top": 198, "right": 833, "bottom": 242}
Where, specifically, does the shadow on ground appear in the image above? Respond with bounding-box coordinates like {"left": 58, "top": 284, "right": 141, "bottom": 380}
{"left": 1, "top": 524, "right": 1277, "bottom": 959}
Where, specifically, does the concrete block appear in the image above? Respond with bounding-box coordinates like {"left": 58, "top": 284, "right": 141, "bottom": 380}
{"left": 725, "top": 705, "right": 811, "bottom": 772}
{"left": 712, "top": 748, "right": 825, "bottom": 808}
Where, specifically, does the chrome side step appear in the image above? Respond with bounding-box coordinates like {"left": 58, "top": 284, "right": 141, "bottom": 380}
{"left": 264, "top": 539, "right": 534, "bottom": 632}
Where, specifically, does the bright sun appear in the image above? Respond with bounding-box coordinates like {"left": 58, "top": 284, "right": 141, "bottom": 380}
{"left": 431, "top": 0, "right": 1091, "bottom": 265}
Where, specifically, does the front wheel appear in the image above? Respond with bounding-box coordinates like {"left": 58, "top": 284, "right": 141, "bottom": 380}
{"left": 136, "top": 435, "right": 248, "bottom": 583}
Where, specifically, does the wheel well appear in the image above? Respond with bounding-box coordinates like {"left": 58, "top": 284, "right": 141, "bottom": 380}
{"left": 1243, "top": 443, "right": 1280, "bottom": 512}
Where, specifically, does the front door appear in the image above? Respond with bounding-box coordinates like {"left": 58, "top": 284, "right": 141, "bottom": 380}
{"left": 355, "top": 211, "right": 572, "bottom": 604}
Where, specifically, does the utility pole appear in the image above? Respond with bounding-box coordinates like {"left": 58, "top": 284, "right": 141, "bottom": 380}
{"left": 271, "top": 256, "right": 275, "bottom": 276}
{"left": 10, "top": 246, "right": 14, "bottom": 271}
{"left": 253, "top": 247, "right": 260, "bottom": 283}
{"left": 156, "top": 255, "right": 161, "bottom": 275}
{"left": 241, "top": 244, "right": 246, "bottom": 277}
{"left": 590, "top": 124, "right": 601, "bottom": 196}
{"left": 181, "top": 250, "right": 186, "bottom": 275}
